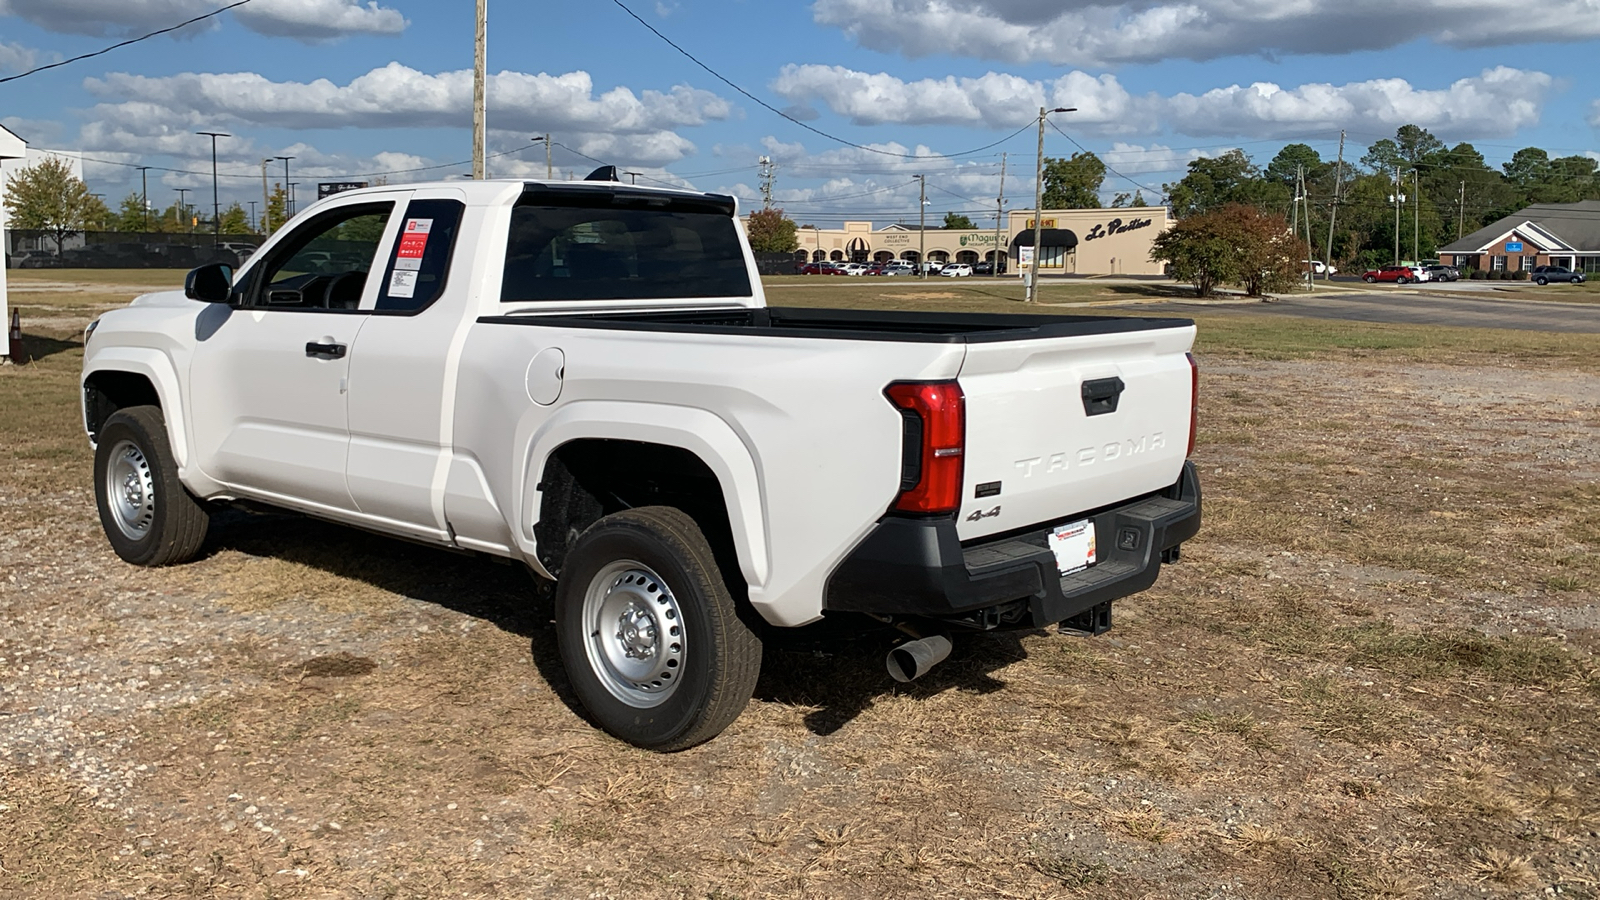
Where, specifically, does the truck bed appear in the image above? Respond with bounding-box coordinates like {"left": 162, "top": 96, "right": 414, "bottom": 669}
{"left": 479, "top": 306, "right": 1194, "bottom": 343}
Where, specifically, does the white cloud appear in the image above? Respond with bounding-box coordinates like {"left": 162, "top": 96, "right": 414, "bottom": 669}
{"left": 85, "top": 64, "right": 731, "bottom": 136}
{"left": 1167, "top": 67, "right": 1551, "bottom": 138}
{"left": 1589, "top": 100, "right": 1600, "bottom": 128}
{"left": 812, "top": 0, "right": 1600, "bottom": 66}
{"left": 772, "top": 64, "right": 1553, "bottom": 141}
{"left": 771, "top": 65, "right": 1154, "bottom": 134}
{"left": 1101, "top": 143, "right": 1214, "bottom": 175}
{"left": 0, "top": 40, "right": 36, "bottom": 72}
{"left": 0, "top": 0, "right": 405, "bottom": 41}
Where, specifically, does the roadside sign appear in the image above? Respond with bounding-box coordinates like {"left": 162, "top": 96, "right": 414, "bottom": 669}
{"left": 318, "top": 181, "right": 369, "bottom": 200}
{"left": 1505, "top": 241, "right": 1524, "bottom": 252}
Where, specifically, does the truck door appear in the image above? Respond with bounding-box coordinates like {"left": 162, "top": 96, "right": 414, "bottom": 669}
{"left": 342, "top": 193, "right": 469, "bottom": 539}
{"left": 188, "top": 195, "right": 406, "bottom": 513}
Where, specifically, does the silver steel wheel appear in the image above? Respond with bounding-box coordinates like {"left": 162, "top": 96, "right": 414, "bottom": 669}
{"left": 581, "top": 560, "right": 686, "bottom": 708}
{"left": 105, "top": 439, "right": 156, "bottom": 540}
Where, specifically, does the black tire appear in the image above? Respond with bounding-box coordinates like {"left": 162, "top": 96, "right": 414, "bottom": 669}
{"left": 554, "top": 506, "right": 762, "bottom": 751}
{"left": 1571, "top": 277, "right": 1581, "bottom": 284}
{"left": 1397, "top": 277, "right": 1408, "bottom": 284}
{"left": 93, "top": 405, "right": 210, "bottom": 566}
{"left": 1364, "top": 275, "right": 1375, "bottom": 283}
{"left": 1536, "top": 278, "right": 1547, "bottom": 286}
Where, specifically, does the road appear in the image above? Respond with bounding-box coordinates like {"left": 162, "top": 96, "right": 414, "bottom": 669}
{"left": 1139, "top": 288, "right": 1600, "bottom": 334}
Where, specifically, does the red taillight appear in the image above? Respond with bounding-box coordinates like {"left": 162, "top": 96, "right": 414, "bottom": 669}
{"left": 885, "top": 380, "right": 965, "bottom": 515}
{"left": 1186, "top": 352, "right": 1199, "bottom": 457}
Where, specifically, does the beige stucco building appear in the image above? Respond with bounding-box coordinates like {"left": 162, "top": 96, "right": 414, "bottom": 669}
{"left": 791, "top": 207, "right": 1169, "bottom": 275}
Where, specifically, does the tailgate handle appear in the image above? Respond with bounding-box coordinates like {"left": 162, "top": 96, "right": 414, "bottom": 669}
{"left": 1081, "top": 376, "right": 1125, "bottom": 416}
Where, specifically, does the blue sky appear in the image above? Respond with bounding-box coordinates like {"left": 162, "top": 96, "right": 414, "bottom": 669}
{"left": 2, "top": 0, "right": 1598, "bottom": 228}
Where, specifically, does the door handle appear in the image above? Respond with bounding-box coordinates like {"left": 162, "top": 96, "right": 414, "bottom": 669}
{"left": 1081, "top": 376, "right": 1125, "bottom": 416}
{"left": 305, "top": 341, "right": 347, "bottom": 359}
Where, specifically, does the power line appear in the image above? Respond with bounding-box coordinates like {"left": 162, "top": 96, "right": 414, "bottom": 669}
{"left": 606, "top": 0, "right": 1035, "bottom": 161}
{"left": 1046, "top": 118, "right": 1168, "bottom": 200}
{"left": 0, "top": 0, "right": 257, "bottom": 85}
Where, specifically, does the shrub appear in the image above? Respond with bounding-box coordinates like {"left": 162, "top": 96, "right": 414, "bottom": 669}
{"left": 1512, "top": 270, "right": 1529, "bottom": 281}
{"left": 1469, "top": 269, "right": 1486, "bottom": 280}
{"left": 1151, "top": 203, "right": 1297, "bottom": 297}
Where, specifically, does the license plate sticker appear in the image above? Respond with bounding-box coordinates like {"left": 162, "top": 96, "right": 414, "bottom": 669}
{"left": 1050, "top": 519, "right": 1097, "bottom": 575}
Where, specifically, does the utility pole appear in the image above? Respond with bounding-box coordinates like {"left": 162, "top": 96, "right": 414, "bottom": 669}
{"left": 1391, "top": 167, "right": 1403, "bottom": 265}
{"left": 260, "top": 159, "right": 271, "bottom": 232}
{"left": 994, "top": 152, "right": 1006, "bottom": 275}
{"left": 275, "top": 156, "right": 294, "bottom": 217}
{"left": 916, "top": 174, "right": 927, "bottom": 279}
{"left": 1299, "top": 166, "right": 1314, "bottom": 290}
{"left": 1412, "top": 168, "right": 1420, "bottom": 263}
{"left": 1026, "top": 106, "right": 1074, "bottom": 303}
{"left": 1324, "top": 130, "right": 1344, "bottom": 281}
{"left": 758, "top": 156, "right": 775, "bottom": 209}
{"left": 176, "top": 188, "right": 191, "bottom": 231}
{"left": 136, "top": 166, "right": 151, "bottom": 231}
{"left": 197, "top": 131, "right": 229, "bottom": 239}
{"left": 248, "top": 200, "right": 257, "bottom": 233}
{"left": 1290, "top": 163, "right": 1300, "bottom": 236}
{"left": 1457, "top": 181, "right": 1466, "bottom": 242}
{"left": 472, "top": 0, "right": 488, "bottom": 179}
{"left": 544, "top": 133, "right": 551, "bottom": 179}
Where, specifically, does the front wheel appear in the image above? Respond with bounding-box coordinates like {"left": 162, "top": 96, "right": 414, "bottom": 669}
{"left": 1536, "top": 278, "right": 1548, "bottom": 286}
{"left": 554, "top": 506, "right": 762, "bottom": 751}
{"left": 1364, "top": 275, "right": 1376, "bottom": 283}
{"left": 93, "top": 405, "right": 210, "bottom": 566}
{"left": 1573, "top": 277, "right": 1583, "bottom": 284}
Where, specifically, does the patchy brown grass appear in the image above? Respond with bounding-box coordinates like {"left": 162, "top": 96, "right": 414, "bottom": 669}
{"left": 2, "top": 300, "right": 1598, "bottom": 898}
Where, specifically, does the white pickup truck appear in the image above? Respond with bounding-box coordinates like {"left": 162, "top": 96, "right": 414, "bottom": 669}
{"left": 81, "top": 174, "right": 1201, "bottom": 750}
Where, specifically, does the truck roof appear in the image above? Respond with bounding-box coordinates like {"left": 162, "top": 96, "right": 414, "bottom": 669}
{"left": 309, "top": 178, "right": 739, "bottom": 216}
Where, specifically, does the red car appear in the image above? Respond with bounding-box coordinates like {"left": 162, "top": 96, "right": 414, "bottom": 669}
{"left": 800, "top": 261, "right": 847, "bottom": 275}
{"left": 1362, "top": 265, "right": 1418, "bottom": 284}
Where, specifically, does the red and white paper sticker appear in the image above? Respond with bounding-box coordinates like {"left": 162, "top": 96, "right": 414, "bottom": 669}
{"left": 387, "top": 218, "right": 433, "bottom": 298}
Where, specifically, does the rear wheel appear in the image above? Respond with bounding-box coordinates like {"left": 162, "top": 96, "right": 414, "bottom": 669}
{"left": 93, "top": 405, "right": 210, "bottom": 566}
{"left": 1536, "top": 277, "right": 1548, "bottom": 286}
{"left": 1397, "top": 276, "right": 1409, "bottom": 284}
{"left": 554, "top": 506, "right": 762, "bottom": 751}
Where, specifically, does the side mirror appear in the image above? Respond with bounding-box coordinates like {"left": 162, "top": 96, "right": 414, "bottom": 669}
{"left": 185, "top": 263, "right": 234, "bottom": 303}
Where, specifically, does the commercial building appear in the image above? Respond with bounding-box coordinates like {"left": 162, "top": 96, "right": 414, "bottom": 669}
{"left": 1438, "top": 200, "right": 1600, "bottom": 274}
{"left": 790, "top": 207, "right": 1170, "bottom": 275}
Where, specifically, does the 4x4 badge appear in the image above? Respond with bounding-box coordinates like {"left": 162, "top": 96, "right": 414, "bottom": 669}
{"left": 965, "top": 506, "right": 1001, "bottom": 522}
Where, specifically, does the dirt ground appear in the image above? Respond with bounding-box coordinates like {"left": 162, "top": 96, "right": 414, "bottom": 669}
{"left": 2, "top": 277, "right": 1598, "bottom": 899}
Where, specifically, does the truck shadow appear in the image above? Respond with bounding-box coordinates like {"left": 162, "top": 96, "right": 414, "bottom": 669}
{"left": 205, "top": 512, "right": 1038, "bottom": 739}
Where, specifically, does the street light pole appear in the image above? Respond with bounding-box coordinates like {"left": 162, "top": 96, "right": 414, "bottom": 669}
{"left": 275, "top": 156, "right": 294, "bottom": 218}
{"left": 1412, "top": 168, "right": 1420, "bottom": 263}
{"left": 1026, "top": 106, "right": 1074, "bottom": 303}
{"left": 197, "top": 131, "right": 229, "bottom": 239}
{"left": 916, "top": 174, "right": 926, "bottom": 279}
{"left": 531, "top": 134, "right": 551, "bottom": 180}
{"left": 176, "top": 188, "right": 191, "bottom": 231}
{"left": 136, "top": 166, "right": 151, "bottom": 231}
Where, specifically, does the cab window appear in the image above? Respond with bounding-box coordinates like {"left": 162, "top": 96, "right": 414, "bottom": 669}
{"left": 249, "top": 203, "right": 393, "bottom": 310}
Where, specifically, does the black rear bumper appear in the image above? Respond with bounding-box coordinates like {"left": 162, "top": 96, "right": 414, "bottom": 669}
{"left": 824, "top": 462, "right": 1201, "bottom": 630}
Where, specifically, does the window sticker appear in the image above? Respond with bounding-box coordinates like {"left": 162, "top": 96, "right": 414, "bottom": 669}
{"left": 387, "top": 218, "right": 433, "bottom": 297}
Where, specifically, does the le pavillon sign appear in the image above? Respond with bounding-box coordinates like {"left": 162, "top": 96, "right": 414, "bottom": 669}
{"left": 1084, "top": 216, "right": 1153, "bottom": 241}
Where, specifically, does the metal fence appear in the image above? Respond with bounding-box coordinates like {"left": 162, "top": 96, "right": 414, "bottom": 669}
{"left": 5, "top": 230, "right": 264, "bottom": 269}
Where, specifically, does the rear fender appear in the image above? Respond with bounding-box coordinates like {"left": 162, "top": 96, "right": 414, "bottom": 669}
{"left": 519, "top": 401, "right": 768, "bottom": 588}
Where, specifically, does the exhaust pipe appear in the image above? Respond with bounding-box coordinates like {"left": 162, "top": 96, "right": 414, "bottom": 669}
{"left": 886, "top": 634, "right": 952, "bottom": 683}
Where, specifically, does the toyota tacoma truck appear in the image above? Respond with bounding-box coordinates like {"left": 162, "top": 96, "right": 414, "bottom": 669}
{"left": 81, "top": 173, "right": 1201, "bottom": 751}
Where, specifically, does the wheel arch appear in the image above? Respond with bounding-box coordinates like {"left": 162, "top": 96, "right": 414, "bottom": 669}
{"left": 82, "top": 349, "right": 188, "bottom": 469}
{"left": 520, "top": 402, "right": 768, "bottom": 591}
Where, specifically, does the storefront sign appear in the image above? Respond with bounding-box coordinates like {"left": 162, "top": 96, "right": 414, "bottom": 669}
{"left": 879, "top": 232, "right": 912, "bottom": 246}
{"left": 1025, "top": 218, "right": 1056, "bottom": 230}
{"left": 958, "top": 233, "right": 998, "bottom": 246}
{"left": 1505, "top": 241, "right": 1524, "bottom": 252}
{"left": 1085, "top": 216, "right": 1153, "bottom": 241}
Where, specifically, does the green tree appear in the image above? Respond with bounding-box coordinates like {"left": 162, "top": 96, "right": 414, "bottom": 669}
{"left": 114, "top": 191, "right": 151, "bottom": 232}
{"left": 1265, "top": 143, "right": 1325, "bottom": 189}
{"left": 263, "top": 183, "right": 288, "bottom": 234}
{"left": 745, "top": 207, "right": 798, "bottom": 253}
{"left": 1041, "top": 152, "right": 1105, "bottom": 208}
{"left": 942, "top": 211, "right": 975, "bottom": 229}
{"left": 1164, "top": 150, "right": 1287, "bottom": 219}
{"left": 3, "top": 157, "right": 107, "bottom": 254}
{"left": 219, "top": 202, "right": 252, "bottom": 235}
{"left": 1150, "top": 203, "right": 1296, "bottom": 297}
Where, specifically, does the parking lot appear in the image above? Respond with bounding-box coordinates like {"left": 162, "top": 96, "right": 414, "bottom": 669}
{"left": 2, "top": 274, "right": 1598, "bottom": 898}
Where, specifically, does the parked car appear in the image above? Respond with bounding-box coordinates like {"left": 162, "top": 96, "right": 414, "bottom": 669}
{"left": 1529, "top": 265, "right": 1586, "bottom": 285}
{"left": 972, "top": 261, "right": 1008, "bottom": 275}
{"left": 939, "top": 264, "right": 973, "bottom": 278}
{"left": 842, "top": 262, "right": 869, "bottom": 276}
{"left": 81, "top": 177, "right": 1201, "bottom": 752}
{"left": 1303, "top": 260, "right": 1336, "bottom": 276}
{"left": 921, "top": 261, "right": 945, "bottom": 274}
{"left": 882, "top": 262, "right": 915, "bottom": 276}
{"left": 800, "top": 261, "right": 846, "bottom": 275}
{"left": 1408, "top": 266, "right": 1431, "bottom": 282}
{"left": 1362, "top": 265, "right": 1419, "bottom": 284}
{"left": 1423, "top": 265, "right": 1459, "bottom": 282}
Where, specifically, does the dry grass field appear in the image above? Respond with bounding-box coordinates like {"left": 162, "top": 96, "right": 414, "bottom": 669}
{"left": 1, "top": 274, "right": 1598, "bottom": 898}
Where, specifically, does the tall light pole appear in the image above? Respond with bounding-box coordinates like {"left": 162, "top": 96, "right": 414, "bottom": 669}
{"left": 274, "top": 156, "right": 294, "bottom": 218}
{"left": 176, "top": 188, "right": 191, "bottom": 231}
{"left": 531, "top": 134, "right": 551, "bottom": 180}
{"left": 135, "top": 166, "right": 151, "bottom": 231}
{"left": 1389, "top": 167, "right": 1405, "bottom": 265}
{"left": 915, "top": 174, "right": 927, "bottom": 278}
{"left": 473, "top": 0, "right": 488, "bottom": 179}
{"left": 1412, "top": 168, "right": 1420, "bottom": 263}
{"left": 1026, "top": 106, "right": 1075, "bottom": 303}
{"left": 197, "top": 131, "right": 229, "bottom": 239}
{"left": 248, "top": 200, "right": 258, "bottom": 232}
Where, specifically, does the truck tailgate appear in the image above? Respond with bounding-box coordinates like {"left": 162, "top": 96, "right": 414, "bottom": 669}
{"left": 956, "top": 323, "right": 1195, "bottom": 541}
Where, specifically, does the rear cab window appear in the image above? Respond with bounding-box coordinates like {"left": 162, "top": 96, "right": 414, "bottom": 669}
{"left": 501, "top": 187, "right": 751, "bottom": 303}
